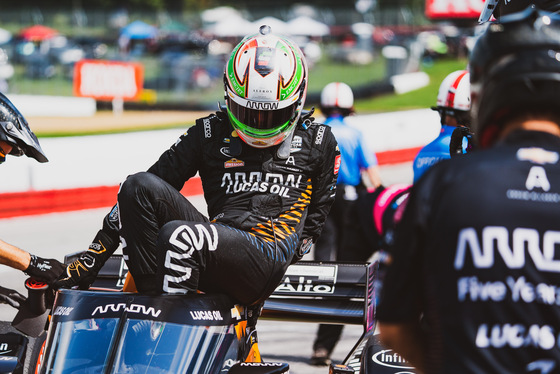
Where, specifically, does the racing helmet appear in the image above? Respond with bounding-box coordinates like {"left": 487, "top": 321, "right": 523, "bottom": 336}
{"left": 0, "top": 92, "right": 48, "bottom": 163}
{"left": 470, "top": 6, "right": 560, "bottom": 147}
{"left": 224, "top": 25, "right": 308, "bottom": 148}
{"left": 320, "top": 82, "right": 354, "bottom": 117}
{"left": 432, "top": 70, "right": 471, "bottom": 126}
{"left": 479, "top": 0, "right": 560, "bottom": 23}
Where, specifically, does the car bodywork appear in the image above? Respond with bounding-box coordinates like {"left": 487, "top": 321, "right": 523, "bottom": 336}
{"left": 1, "top": 256, "right": 417, "bottom": 373}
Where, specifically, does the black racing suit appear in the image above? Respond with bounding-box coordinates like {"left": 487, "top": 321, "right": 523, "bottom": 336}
{"left": 89, "top": 110, "right": 339, "bottom": 305}
{"left": 377, "top": 130, "right": 560, "bottom": 373}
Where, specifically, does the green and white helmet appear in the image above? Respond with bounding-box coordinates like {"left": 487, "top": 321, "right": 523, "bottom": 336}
{"left": 224, "top": 25, "right": 308, "bottom": 148}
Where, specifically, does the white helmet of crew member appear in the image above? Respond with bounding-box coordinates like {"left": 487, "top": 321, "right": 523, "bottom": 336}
{"left": 432, "top": 70, "right": 471, "bottom": 127}
{"left": 320, "top": 82, "right": 355, "bottom": 117}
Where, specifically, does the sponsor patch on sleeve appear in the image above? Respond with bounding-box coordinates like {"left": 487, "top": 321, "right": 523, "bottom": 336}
{"left": 225, "top": 158, "right": 245, "bottom": 168}
{"left": 315, "top": 125, "right": 326, "bottom": 145}
{"left": 334, "top": 154, "right": 341, "bottom": 175}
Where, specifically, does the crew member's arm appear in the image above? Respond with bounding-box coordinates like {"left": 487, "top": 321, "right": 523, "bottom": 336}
{"left": 0, "top": 239, "right": 30, "bottom": 270}
{"left": 365, "top": 164, "right": 383, "bottom": 189}
{"left": 0, "top": 239, "right": 65, "bottom": 284}
{"left": 358, "top": 133, "right": 382, "bottom": 189}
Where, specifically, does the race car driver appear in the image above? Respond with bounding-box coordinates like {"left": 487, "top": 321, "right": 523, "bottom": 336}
{"left": 0, "top": 92, "right": 65, "bottom": 284}
{"left": 54, "top": 26, "right": 340, "bottom": 306}
{"left": 413, "top": 69, "right": 472, "bottom": 182}
{"left": 378, "top": 6, "right": 560, "bottom": 373}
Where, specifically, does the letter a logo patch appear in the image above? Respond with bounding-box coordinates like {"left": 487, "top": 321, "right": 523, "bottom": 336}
{"left": 526, "top": 166, "right": 551, "bottom": 191}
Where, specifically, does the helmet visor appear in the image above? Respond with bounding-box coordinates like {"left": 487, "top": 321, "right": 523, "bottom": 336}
{"left": 226, "top": 88, "right": 300, "bottom": 137}
{"left": 0, "top": 92, "right": 48, "bottom": 163}
{"left": 478, "top": 0, "right": 500, "bottom": 23}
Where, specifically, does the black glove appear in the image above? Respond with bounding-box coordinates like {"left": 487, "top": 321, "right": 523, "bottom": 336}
{"left": 53, "top": 228, "right": 117, "bottom": 290}
{"left": 291, "top": 237, "right": 313, "bottom": 264}
{"left": 52, "top": 251, "right": 102, "bottom": 290}
{"left": 450, "top": 126, "right": 474, "bottom": 157}
{"left": 0, "top": 285, "right": 26, "bottom": 308}
{"left": 24, "top": 255, "right": 66, "bottom": 285}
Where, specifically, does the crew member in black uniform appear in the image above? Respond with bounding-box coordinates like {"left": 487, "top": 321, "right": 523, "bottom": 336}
{"left": 377, "top": 4, "right": 560, "bottom": 373}
{"left": 0, "top": 92, "right": 65, "bottom": 285}
{"left": 54, "top": 26, "right": 340, "bottom": 306}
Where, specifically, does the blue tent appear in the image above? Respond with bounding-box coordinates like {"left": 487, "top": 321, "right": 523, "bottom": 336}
{"left": 120, "top": 20, "right": 158, "bottom": 40}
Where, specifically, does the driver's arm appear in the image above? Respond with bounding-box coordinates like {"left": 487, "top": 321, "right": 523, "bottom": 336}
{"left": 54, "top": 123, "right": 203, "bottom": 290}
{"left": 299, "top": 125, "right": 339, "bottom": 254}
{"left": 53, "top": 204, "right": 121, "bottom": 290}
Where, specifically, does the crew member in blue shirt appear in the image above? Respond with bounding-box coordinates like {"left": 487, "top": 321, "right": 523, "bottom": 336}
{"left": 413, "top": 70, "right": 472, "bottom": 182}
{"left": 311, "top": 82, "right": 382, "bottom": 366}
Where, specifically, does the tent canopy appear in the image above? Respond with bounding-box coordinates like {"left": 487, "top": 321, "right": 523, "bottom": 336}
{"left": 201, "top": 6, "right": 243, "bottom": 24}
{"left": 0, "top": 28, "right": 11, "bottom": 44}
{"left": 19, "top": 25, "right": 59, "bottom": 42}
{"left": 209, "top": 16, "right": 255, "bottom": 37}
{"left": 120, "top": 20, "right": 158, "bottom": 40}
{"left": 287, "top": 16, "right": 330, "bottom": 37}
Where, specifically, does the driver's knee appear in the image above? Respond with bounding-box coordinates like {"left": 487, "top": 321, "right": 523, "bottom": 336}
{"left": 156, "top": 221, "right": 200, "bottom": 294}
{"left": 119, "top": 172, "right": 161, "bottom": 203}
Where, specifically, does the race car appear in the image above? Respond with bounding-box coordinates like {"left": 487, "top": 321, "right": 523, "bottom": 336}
{"left": 0, "top": 255, "right": 416, "bottom": 373}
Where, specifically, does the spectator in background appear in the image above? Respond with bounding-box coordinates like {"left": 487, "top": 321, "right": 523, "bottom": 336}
{"left": 413, "top": 69, "right": 472, "bottom": 183}
{"left": 310, "top": 82, "right": 382, "bottom": 366}
{"left": 0, "top": 92, "right": 65, "bottom": 284}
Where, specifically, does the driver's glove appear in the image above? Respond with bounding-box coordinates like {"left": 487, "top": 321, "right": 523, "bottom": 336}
{"left": 291, "top": 237, "right": 313, "bottom": 264}
{"left": 52, "top": 250, "right": 103, "bottom": 290}
{"left": 24, "top": 255, "right": 66, "bottom": 285}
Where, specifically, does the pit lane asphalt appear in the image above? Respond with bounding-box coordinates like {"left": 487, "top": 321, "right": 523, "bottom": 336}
{"left": 0, "top": 163, "right": 412, "bottom": 373}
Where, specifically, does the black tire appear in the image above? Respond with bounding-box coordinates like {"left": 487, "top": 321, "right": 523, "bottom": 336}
{"left": 25, "top": 331, "right": 47, "bottom": 374}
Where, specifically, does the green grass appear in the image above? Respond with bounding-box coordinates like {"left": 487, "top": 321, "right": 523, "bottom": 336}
{"left": 7, "top": 53, "right": 389, "bottom": 104}
{"left": 36, "top": 123, "right": 189, "bottom": 138}
{"left": 354, "top": 58, "right": 469, "bottom": 113}
{"left": 308, "top": 60, "right": 387, "bottom": 92}
{"left": 9, "top": 52, "right": 467, "bottom": 113}
{"left": 21, "top": 56, "right": 469, "bottom": 137}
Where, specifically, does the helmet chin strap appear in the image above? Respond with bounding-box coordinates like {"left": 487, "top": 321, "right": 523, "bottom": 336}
{"left": 276, "top": 127, "right": 295, "bottom": 159}
{"left": 277, "top": 106, "right": 310, "bottom": 159}
{"left": 229, "top": 133, "right": 243, "bottom": 157}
